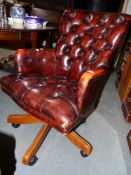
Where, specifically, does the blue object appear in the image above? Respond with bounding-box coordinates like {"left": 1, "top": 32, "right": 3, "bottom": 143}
{"left": 24, "top": 16, "right": 44, "bottom": 28}
{"left": 10, "top": 4, "right": 25, "bottom": 19}
{"left": 24, "top": 16, "right": 43, "bottom": 24}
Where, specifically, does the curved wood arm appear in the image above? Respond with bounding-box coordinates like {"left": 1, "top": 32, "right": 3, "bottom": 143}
{"left": 77, "top": 69, "right": 106, "bottom": 109}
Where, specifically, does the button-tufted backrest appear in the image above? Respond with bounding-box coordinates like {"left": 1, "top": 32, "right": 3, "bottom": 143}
{"left": 55, "top": 9, "right": 129, "bottom": 81}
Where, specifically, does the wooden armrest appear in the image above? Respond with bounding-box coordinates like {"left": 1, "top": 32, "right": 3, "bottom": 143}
{"left": 77, "top": 69, "right": 106, "bottom": 109}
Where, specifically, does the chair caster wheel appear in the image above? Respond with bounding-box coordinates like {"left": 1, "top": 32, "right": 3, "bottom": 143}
{"left": 29, "top": 156, "right": 38, "bottom": 166}
{"left": 80, "top": 151, "right": 88, "bottom": 158}
{"left": 12, "top": 124, "right": 20, "bottom": 128}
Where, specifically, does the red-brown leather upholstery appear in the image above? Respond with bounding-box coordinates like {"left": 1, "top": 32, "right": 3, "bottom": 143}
{"left": 1, "top": 9, "right": 130, "bottom": 134}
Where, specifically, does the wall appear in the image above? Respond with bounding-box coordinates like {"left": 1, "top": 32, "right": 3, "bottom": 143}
{"left": 126, "top": 0, "right": 131, "bottom": 14}
{"left": 122, "top": 0, "right": 131, "bottom": 14}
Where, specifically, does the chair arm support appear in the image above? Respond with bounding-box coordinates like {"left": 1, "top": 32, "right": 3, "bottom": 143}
{"left": 14, "top": 48, "right": 56, "bottom": 75}
{"left": 77, "top": 69, "right": 106, "bottom": 109}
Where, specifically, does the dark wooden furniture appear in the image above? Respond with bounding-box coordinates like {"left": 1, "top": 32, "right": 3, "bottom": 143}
{"left": 127, "top": 130, "right": 131, "bottom": 154}
{"left": 116, "top": 41, "right": 131, "bottom": 122}
{"left": 122, "top": 86, "right": 131, "bottom": 122}
{"left": 0, "top": 24, "right": 58, "bottom": 48}
{"left": 1, "top": 9, "right": 130, "bottom": 166}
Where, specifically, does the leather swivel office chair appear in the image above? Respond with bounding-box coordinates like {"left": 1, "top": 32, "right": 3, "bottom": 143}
{"left": 1, "top": 9, "right": 130, "bottom": 165}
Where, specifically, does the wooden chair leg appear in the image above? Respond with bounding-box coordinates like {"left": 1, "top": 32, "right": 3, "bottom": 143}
{"left": 7, "top": 114, "right": 43, "bottom": 124}
{"left": 66, "top": 131, "right": 92, "bottom": 156}
{"left": 22, "top": 124, "right": 51, "bottom": 165}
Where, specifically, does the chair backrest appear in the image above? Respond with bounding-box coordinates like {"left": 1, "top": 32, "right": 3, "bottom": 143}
{"left": 55, "top": 9, "right": 130, "bottom": 81}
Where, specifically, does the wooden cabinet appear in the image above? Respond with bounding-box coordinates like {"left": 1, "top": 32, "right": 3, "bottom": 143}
{"left": 116, "top": 41, "right": 131, "bottom": 122}
{"left": 118, "top": 42, "right": 131, "bottom": 102}
{"left": 122, "top": 87, "right": 131, "bottom": 122}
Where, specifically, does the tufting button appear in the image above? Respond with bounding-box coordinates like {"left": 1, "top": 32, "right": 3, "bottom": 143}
{"left": 45, "top": 76, "right": 49, "bottom": 80}
{"left": 70, "top": 25, "right": 78, "bottom": 32}
{"left": 98, "top": 35, "right": 103, "bottom": 39}
{"left": 100, "top": 27, "right": 107, "bottom": 35}
{"left": 53, "top": 92, "right": 63, "bottom": 97}
{"left": 79, "top": 50, "right": 84, "bottom": 57}
{"left": 42, "top": 58, "right": 47, "bottom": 63}
{"left": 73, "top": 86, "right": 77, "bottom": 91}
{"left": 74, "top": 36, "right": 81, "bottom": 44}
{"left": 61, "top": 35, "right": 66, "bottom": 42}
{"left": 82, "top": 63, "right": 86, "bottom": 71}
{"left": 57, "top": 84, "right": 62, "bottom": 87}
{"left": 65, "top": 34, "right": 80, "bottom": 46}
{"left": 113, "top": 16, "right": 125, "bottom": 24}
{"left": 37, "top": 83, "right": 43, "bottom": 87}
{"left": 109, "top": 24, "right": 115, "bottom": 28}
{"left": 88, "top": 50, "right": 98, "bottom": 62}
{"left": 77, "top": 48, "right": 84, "bottom": 57}
{"left": 98, "top": 15, "right": 109, "bottom": 25}
{"left": 58, "top": 44, "right": 69, "bottom": 55}
{"left": 52, "top": 92, "right": 58, "bottom": 97}
{"left": 70, "top": 45, "right": 83, "bottom": 58}
{"left": 42, "top": 82, "right": 47, "bottom": 86}
{"left": 83, "top": 14, "right": 93, "bottom": 23}
{"left": 63, "top": 45, "right": 70, "bottom": 54}
{"left": 68, "top": 59, "right": 73, "bottom": 67}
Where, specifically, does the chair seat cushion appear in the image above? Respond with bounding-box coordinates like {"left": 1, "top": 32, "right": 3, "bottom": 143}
{"left": 1, "top": 74, "right": 79, "bottom": 133}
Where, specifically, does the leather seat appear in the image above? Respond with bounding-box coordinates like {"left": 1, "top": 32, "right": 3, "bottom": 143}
{"left": 2, "top": 73, "right": 78, "bottom": 133}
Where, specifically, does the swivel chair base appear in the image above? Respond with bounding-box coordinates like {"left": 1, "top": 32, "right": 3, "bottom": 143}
{"left": 8, "top": 114, "right": 93, "bottom": 165}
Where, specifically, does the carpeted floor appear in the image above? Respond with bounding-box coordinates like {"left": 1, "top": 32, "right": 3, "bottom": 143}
{"left": 0, "top": 53, "right": 131, "bottom": 175}
{"left": 0, "top": 48, "right": 15, "bottom": 58}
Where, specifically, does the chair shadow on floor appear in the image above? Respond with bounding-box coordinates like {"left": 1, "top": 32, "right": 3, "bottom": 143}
{"left": 0, "top": 132, "right": 16, "bottom": 175}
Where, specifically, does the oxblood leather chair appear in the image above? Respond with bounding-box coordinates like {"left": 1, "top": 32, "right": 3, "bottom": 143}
{"left": 1, "top": 9, "right": 130, "bottom": 166}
